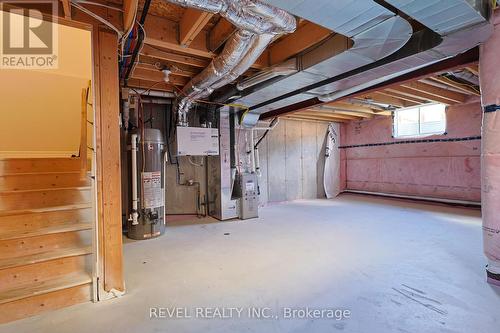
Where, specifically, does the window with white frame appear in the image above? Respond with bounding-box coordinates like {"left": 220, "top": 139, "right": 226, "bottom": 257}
{"left": 393, "top": 104, "right": 446, "bottom": 138}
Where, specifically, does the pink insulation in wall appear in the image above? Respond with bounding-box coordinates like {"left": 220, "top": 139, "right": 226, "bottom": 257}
{"left": 339, "top": 101, "right": 482, "bottom": 202}
{"left": 479, "top": 10, "right": 500, "bottom": 284}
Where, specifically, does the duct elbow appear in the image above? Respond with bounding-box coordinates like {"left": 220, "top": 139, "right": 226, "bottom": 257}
{"left": 165, "top": 0, "right": 296, "bottom": 118}
{"left": 250, "top": 1, "right": 297, "bottom": 34}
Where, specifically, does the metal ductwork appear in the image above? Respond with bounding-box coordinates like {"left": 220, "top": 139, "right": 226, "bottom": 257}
{"left": 229, "top": 0, "right": 413, "bottom": 126}
{"left": 229, "top": 0, "right": 492, "bottom": 126}
{"left": 164, "top": 0, "right": 296, "bottom": 125}
{"left": 316, "top": 0, "right": 492, "bottom": 101}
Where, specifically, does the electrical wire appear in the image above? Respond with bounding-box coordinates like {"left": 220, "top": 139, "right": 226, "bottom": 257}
{"left": 121, "top": 21, "right": 146, "bottom": 78}
{"left": 72, "top": 0, "right": 123, "bottom": 12}
{"left": 70, "top": 2, "right": 123, "bottom": 37}
{"left": 123, "top": 0, "right": 151, "bottom": 82}
{"left": 254, "top": 117, "right": 277, "bottom": 148}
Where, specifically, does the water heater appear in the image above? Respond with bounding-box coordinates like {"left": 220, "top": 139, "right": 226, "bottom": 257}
{"left": 126, "top": 128, "right": 166, "bottom": 240}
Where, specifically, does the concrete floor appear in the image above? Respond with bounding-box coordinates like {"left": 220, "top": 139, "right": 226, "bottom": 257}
{"left": 2, "top": 194, "right": 500, "bottom": 333}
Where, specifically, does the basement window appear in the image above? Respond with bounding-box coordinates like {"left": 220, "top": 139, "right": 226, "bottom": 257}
{"left": 393, "top": 104, "right": 446, "bottom": 138}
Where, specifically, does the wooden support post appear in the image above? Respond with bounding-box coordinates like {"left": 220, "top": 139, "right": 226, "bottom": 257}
{"left": 94, "top": 29, "right": 124, "bottom": 294}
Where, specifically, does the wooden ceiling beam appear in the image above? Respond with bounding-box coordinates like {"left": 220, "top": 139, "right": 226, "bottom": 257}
{"left": 333, "top": 110, "right": 375, "bottom": 118}
{"left": 269, "top": 22, "right": 332, "bottom": 65}
{"left": 466, "top": 65, "right": 479, "bottom": 76}
{"left": 388, "top": 86, "right": 455, "bottom": 105}
{"left": 60, "top": 0, "right": 71, "bottom": 19}
{"left": 179, "top": 8, "right": 213, "bottom": 47}
{"left": 131, "top": 67, "right": 189, "bottom": 86}
{"left": 428, "top": 76, "right": 481, "bottom": 96}
{"left": 140, "top": 45, "right": 209, "bottom": 68}
{"left": 209, "top": 18, "right": 235, "bottom": 51}
{"left": 285, "top": 115, "right": 349, "bottom": 123}
{"left": 323, "top": 101, "right": 377, "bottom": 114}
{"left": 418, "top": 78, "right": 473, "bottom": 95}
{"left": 305, "top": 109, "right": 374, "bottom": 118}
{"left": 296, "top": 111, "right": 362, "bottom": 120}
{"left": 144, "top": 36, "right": 214, "bottom": 59}
{"left": 379, "top": 90, "right": 428, "bottom": 104}
{"left": 138, "top": 57, "right": 198, "bottom": 78}
{"left": 143, "top": 14, "right": 267, "bottom": 69}
{"left": 126, "top": 78, "right": 176, "bottom": 92}
{"left": 143, "top": 14, "right": 214, "bottom": 58}
{"left": 399, "top": 81, "right": 467, "bottom": 103}
{"left": 358, "top": 92, "right": 415, "bottom": 108}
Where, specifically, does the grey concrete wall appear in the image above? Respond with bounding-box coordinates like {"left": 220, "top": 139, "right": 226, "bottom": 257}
{"left": 165, "top": 157, "right": 207, "bottom": 214}
{"left": 257, "top": 119, "right": 329, "bottom": 205}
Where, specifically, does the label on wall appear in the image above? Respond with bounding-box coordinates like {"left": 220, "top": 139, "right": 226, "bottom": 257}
{"left": 142, "top": 171, "right": 163, "bottom": 209}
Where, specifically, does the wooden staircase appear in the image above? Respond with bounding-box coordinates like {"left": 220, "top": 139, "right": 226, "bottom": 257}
{"left": 0, "top": 158, "right": 94, "bottom": 324}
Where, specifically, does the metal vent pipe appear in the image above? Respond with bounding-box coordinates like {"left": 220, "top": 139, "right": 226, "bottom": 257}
{"left": 164, "top": 0, "right": 296, "bottom": 125}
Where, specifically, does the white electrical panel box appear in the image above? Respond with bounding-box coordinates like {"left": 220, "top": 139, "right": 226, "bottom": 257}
{"left": 176, "top": 126, "right": 219, "bottom": 156}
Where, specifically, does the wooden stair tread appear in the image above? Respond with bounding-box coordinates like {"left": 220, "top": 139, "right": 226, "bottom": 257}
{"left": 0, "top": 222, "right": 93, "bottom": 240}
{"left": 0, "top": 171, "right": 83, "bottom": 177}
{"left": 0, "top": 158, "right": 82, "bottom": 175}
{"left": 0, "top": 186, "right": 91, "bottom": 194}
{"left": 0, "top": 203, "right": 92, "bottom": 217}
{"left": 0, "top": 272, "right": 92, "bottom": 304}
{"left": 0, "top": 246, "right": 92, "bottom": 270}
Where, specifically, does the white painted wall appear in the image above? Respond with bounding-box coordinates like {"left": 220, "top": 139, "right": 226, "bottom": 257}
{"left": 0, "top": 23, "right": 92, "bottom": 158}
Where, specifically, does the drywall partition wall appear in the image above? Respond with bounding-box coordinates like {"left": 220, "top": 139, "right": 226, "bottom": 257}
{"left": 0, "top": 23, "right": 92, "bottom": 158}
{"left": 340, "top": 101, "right": 482, "bottom": 202}
{"left": 257, "top": 119, "right": 330, "bottom": 204}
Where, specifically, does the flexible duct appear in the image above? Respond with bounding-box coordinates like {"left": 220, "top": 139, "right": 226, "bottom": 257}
{"left": 231, "top": 0, "right": 491, "bottom": 126}
{"left": 164, "top": 0, "right": 296, "bottom": 124}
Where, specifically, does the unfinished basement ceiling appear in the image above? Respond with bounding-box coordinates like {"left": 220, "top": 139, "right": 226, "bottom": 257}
{"left": 119, "top": 0, "right": 491, "bottom": 128}
{"left": 283, "top": 65, "right": 481, "bottom": 123}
